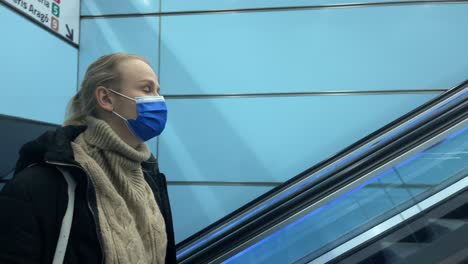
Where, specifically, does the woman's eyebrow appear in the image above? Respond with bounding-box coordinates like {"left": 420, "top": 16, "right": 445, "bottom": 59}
{"left": 138, "top": 79, "right": 156, "bottom": 86}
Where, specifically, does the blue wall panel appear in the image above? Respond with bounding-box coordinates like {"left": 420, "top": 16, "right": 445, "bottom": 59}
{"left": 160, "top": 4, "right": 468, "bottom": 95}
{"left": 81, "top": 0, "right": 159, "bottom": 16}
{"left": 168, "top": 185, "right": 272, "bottom": 242}
{"left": 79, "top": 17, "right": 160, "bottom": 83}
{"left": 0, "top": 4, "right": 77, "bottom": 124}
{"left": 159, "top": 93, "right": 439, "bottom": 183}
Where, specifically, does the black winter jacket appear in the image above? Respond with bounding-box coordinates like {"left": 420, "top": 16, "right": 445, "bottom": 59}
{"left": 0, "top": 125, "right": 177, "bottom": 264}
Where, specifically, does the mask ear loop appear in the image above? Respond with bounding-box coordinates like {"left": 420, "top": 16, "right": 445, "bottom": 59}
{"left": 112, "top": 110, "right": 127, "bottom": 121}
{"left": 107, "top": 89, "right": 142, "bottom": 140}
{"left": 107, "top": 88, "right": 136, "bottom": 120}
{"left": 108, "top": 89, "right": 136, "bottom": 102}
{"left": 111, "top": 109, "right": 142, "bottom": 141}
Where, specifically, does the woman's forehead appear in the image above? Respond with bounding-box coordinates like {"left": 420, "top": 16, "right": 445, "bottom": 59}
{"left": 118, "top": 59, "right": 158, "bottom": 83}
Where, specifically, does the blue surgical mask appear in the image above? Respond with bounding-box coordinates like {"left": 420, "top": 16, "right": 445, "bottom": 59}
{"left": 109, "top": 89, "right": 168, "bottom": 141}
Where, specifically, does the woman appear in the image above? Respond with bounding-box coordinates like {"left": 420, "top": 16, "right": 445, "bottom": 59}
{"left": 0, "top": 53, "right": 176, "bottom": 263}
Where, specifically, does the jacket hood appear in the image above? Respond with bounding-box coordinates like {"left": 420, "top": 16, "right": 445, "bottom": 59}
{"left": 14, "top": 125, "right": 87, "bottom": 176}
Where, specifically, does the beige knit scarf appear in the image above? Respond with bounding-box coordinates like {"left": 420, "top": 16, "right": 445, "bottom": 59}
{"left": 71, "top": 116, "right": 167, "bottom": 264}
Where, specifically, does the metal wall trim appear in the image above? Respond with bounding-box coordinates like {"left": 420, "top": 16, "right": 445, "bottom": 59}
{"left": 163, "top": 89, "right": 446, "bottom": 99}
{"left": 81, "top": 0, "right": 468, "bottom": 19}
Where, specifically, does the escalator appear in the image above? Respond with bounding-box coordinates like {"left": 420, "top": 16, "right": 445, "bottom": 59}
{"left": 303, "top": 124, "right": 467, "bottom": 264}
{"left": 176, "top": 80, "right": 467, "bottom": 264}
{"left": 336, "top": 169, "right": 468, "bottom": 264}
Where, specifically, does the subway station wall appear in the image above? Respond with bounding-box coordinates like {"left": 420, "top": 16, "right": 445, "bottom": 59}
{"left": 0, "top": 4, "right": 78, "bottom": 124}
{"left": 79, "top": 1, "right": 468, "bottom": 243}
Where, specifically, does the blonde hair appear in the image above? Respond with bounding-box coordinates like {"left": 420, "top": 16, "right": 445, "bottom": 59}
{"left": 64, "top": 53, "right": 150, "bottom": 126}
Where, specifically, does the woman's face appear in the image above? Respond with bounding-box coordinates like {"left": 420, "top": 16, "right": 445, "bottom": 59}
{"left": 111, "top": 59, "right": 161, "bottom": 120}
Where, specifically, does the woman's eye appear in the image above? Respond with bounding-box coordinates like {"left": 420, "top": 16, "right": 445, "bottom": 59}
{"left": 143, "top": 86, "right": 151, "bottom": 92}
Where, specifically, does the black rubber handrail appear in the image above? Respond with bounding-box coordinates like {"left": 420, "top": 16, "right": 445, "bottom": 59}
{"left": 0, "top": 113, "right": 60, "bottom": 127}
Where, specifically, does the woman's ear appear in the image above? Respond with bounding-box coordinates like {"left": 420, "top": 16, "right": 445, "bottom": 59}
{"left": 95, "top": 86, "right": 114, "bottom": 112}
